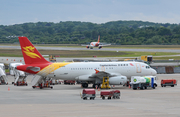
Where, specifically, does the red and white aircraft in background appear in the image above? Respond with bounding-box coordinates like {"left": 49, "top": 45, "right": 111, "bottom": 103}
{"left": 82, "top": 35, "right": 111, "bottom": 49}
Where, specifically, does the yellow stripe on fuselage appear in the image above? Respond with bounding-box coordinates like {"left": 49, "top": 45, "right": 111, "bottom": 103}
{"left": 38, "top": 62, "right": 72, "bottom": 76}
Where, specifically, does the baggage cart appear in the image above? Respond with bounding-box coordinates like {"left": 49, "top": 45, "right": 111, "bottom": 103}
{"left": 82, "top": 89, "right": 96, "bottom": 100}
{"left": 112, "top": 90, "right": 120, "bottom": 99}
{"left": 100, "top": 90, "right": 114, "bottom": 100}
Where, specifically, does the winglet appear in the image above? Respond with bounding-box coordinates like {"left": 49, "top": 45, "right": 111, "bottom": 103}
{"left": 98, "top": 35, "right": 100, "bottom": 42}
{"left": 18, "top": 37, "right": 50, "bottom": 64}
{"left": 95, "top": 69, "right": 99, "bottom": 74}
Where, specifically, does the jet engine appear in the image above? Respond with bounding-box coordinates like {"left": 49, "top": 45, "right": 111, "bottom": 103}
{"left": 109, "top": 76, "right": 127, "bottom": 85}
{"left": 86, "top": 46, "right": 89, "bottom": 48}
{"left": 75, "top": 75, "right": 95, "bottom": 81}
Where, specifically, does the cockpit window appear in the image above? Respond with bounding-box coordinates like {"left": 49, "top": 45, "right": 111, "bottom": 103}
{"left": 146, "top": 66, "right": 150, "bottom": 69}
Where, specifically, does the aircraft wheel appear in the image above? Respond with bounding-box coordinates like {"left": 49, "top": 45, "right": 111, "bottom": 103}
{"left": 82, "top": 83, "right": 88, "bottom": 88}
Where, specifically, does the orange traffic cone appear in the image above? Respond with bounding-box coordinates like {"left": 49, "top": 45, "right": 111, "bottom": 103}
{"left": 8, "top": 87, "right": 10, "bottom": 91}
{"left": 98, "top": 87, "right": 100, "bottom": 91}
{"left": 129, "top": 85, "right": 131, "bottom": 89}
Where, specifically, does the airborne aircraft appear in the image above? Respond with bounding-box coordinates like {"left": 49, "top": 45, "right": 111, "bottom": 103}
{"left": 81, "top": 35, "right": 111, "bottom": 49}
{"left": 17, "top": 37, "right": 157, "bottom": 88}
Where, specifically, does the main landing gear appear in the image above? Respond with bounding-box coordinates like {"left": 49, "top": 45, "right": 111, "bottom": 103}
{"left": 82, "top": 83, "right": 88, "bottom": 88}
{"left": 92, "top": 84, "right": 101, "bottom": 89}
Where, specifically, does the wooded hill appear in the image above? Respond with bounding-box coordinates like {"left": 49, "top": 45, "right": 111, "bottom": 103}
{"left": 0, "top": 20, "right": 180, "bottom": 45}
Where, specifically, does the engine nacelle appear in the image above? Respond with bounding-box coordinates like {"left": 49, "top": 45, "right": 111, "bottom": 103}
{"left": 75, "top": 75, "right": 95, "bottom": 81}
{"left": 109, "top": 76, "right": 127, "bottom": 85}
{"left": 86, "top": 46, "right": 89, "bottom": 48}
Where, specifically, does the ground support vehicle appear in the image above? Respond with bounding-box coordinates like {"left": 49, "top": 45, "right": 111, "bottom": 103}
{"left": 0, "top": 79, "right": 8, "bottom": 85}
{"left": 10, "top": 63, "right": 28, "bottom": 86}
{"left": 132, "top": 83, "right": 153, "bottom": 90}
{"left": 161, "top": 79, "right": 177, "bottom": 87}
{"left": 82, "top": 89, "right": 96, "bottom": 100}
{"left": 0, "top": 63, "right": 8, "bottom": 85}
{"left": 64, "top": 80, "right": 75, "bottom": 85}
{"left": 101, "top": 77, "right": 111, "bottom": 89}
{"left": 32, "top": 81, "right": 53, "bottom": 89}
{"left": 57, "top": 80, "right": 63, "bottom": 84}
{"left": 14, "top": 80, "right": 27, "bottom": 86}
{"left": 112, "top": 90, "right": 120, "bottom": 99}
{"left": 50, "top": 80, "right": 63, "bottom": 85}
{"left": 100, "top": 90, "right": 114, "bottom": 100}
{"left": 131, "top": 76, "right": 157, "bottom": 90}
{"left": 31, "top": 75, "right": 53, "bottom": 89}
{"left": 49, "top": 55, "right": 56, "bottom": 62}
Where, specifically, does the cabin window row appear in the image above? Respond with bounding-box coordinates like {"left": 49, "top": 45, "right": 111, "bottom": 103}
{"left": 70, "top": 68, "right": 114, "bottom": 70}
{"left": 118, "top": 64, "right": 128, "bottom": 66}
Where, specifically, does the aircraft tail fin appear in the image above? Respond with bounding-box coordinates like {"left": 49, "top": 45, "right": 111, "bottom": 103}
{"left": 98, "top": 35, "right": 100, "bottom": 42}
{"left": 18, "top": 37, "right": 50, "bottom": 64}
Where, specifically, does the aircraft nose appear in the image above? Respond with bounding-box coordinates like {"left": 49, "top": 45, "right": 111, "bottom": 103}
{"left": 151, "top": 69, "right": 157, "bottom": 75}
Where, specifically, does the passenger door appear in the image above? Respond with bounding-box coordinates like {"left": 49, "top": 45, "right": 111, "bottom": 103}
{"left": 136, "top": 63, "right": 141, "bottom": 73}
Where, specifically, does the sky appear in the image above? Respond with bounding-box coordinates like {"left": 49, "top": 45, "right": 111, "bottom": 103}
{"left": 1, "top": 0, "right": 180, "bottom": 25}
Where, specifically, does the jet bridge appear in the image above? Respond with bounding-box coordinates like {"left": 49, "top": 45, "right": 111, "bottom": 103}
{"left": 0, "top": 66, "right": 8, "bottom": 85}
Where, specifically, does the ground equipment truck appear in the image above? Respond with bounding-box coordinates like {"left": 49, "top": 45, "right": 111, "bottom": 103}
{"left": 161, "top": 79, "right": 177, "bottom": 87}
{"left": 131, "top": 76, "right": 157, "bottom": 90}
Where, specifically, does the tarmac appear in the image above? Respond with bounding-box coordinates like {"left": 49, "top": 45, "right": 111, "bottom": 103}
{"left": 1, "top": 45, "right": 180, "bottom": 53}
{"left": 0, "top": 74, "right": 180, "bottom": 117}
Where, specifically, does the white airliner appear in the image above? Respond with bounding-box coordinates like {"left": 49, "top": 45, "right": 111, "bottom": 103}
{"left": 16, "top": 37, "right": 157, "bottom": 88}
{"left": 82, "top": 35, "right": 111, "bottom": 49}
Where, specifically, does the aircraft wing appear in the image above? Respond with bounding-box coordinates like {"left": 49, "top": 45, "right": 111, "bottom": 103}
{"left": 99, "top": 43, "right": 111, "bottom": 46}
{"left": 81, "top": 44, "right": 90, "bottom": 46}
{"left": 90, "top": 69, "right": 121, "bottom": 78}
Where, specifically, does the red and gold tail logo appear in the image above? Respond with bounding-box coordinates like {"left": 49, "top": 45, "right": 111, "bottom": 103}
{"left": 23, "top": 46, "right": 41, "bottom": 59}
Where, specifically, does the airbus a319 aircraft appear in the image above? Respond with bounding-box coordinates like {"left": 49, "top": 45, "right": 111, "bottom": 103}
{"left": 82, "top": 35, "right": 111, "bottom": 49}
{"left": 17, "top": 37, "right": 157, "bottom": 88}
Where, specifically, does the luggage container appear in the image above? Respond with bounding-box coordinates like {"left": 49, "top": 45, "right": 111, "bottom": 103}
{"left": 100, "top": 90, "right": 114, "bottom": 100}
{"left": 161, "top": 79, "right": 177, "bottom": 87}
{"left": 82, "top": 89, "right": 96, "bottom": 100}
{"left": 112, "top": 90, "right": 120, "bottom": 99}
